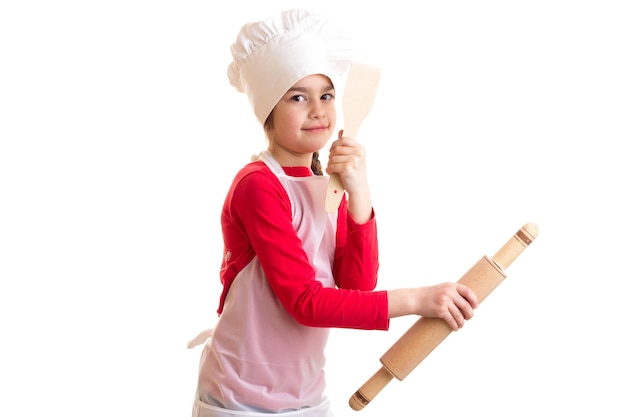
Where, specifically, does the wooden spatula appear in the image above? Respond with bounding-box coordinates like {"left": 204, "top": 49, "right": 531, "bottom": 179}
{"left": 325, "top": 62, "right": 382, "bottom": 213}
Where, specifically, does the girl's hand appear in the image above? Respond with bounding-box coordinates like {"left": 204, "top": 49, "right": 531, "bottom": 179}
{"left": 388, "top": 283, "right": 479, "bottom": 331}
{"left": 416, "top": 283, "right": 478, "bottom": 330}
{"left": 326, "top": 131, "right": 368, "bottom": 195}
{"left": 326, "top": 131, "right": 372, "bottom": 223}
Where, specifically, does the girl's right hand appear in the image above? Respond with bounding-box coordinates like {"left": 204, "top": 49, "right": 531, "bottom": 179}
{"left": 388, "top": 283, "right": 479, "bottom": 331}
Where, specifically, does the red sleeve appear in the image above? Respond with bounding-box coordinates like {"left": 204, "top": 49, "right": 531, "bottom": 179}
{"left": 333, "top": 199, "right": 379, "bottom": 291}
{"left": 223, "top": 164, "right": 389, "bottom": 330}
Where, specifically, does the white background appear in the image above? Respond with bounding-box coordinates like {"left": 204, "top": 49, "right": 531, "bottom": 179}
{"left": 1, "top": 1, "right": 625, "bottom": 416}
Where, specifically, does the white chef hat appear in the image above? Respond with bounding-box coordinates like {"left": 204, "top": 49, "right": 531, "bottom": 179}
{"left": 227, "top": 9, "right": 354, "bottom": 125}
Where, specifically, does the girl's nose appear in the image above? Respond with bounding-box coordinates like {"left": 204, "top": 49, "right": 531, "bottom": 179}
{"left": 309, "top": 101, "right": 325, "bottom": 118}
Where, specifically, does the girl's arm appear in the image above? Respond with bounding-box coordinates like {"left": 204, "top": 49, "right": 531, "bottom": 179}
{"left": 387, "top": 284, "right": 478, "bottom": 331}
{"left": 332, "top": 199, "right": 378, "bottom": 291}
{"left": 326, "top": 134, "right": 372, "bottom": 224}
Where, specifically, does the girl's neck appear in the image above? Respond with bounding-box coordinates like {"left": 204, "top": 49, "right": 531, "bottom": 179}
{"left": 268, "top": 147, "right": 313, "bottom": 168}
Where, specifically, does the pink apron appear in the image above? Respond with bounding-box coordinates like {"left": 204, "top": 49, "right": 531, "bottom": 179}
{"left": 189, "top": 151, "right": 337, "bottom": 417}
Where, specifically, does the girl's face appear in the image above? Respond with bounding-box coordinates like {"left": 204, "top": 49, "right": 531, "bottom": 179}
{"left": 266, "top": 74, "right": 336, "bottom": 166}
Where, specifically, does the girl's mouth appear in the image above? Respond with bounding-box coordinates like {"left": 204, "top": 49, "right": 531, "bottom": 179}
{"left": 304, "top": 125, "right": 327, "bottom": 131}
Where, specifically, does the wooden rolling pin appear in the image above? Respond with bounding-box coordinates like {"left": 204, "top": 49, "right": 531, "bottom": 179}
{"left": 349, "top": 222, "right": 539, "bottom": 411}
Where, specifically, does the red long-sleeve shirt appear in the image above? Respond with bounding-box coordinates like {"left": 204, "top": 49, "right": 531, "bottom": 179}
{"left": 217, "top": 161, "right": 389, "bottom": 330}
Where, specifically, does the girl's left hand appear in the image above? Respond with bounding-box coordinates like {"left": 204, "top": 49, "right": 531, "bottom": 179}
{"left": 326, "top": 131, "right": 368, "bottom": 195}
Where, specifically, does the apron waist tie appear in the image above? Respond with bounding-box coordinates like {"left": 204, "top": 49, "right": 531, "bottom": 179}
{"left": 187, "top": 328, "right": 214, "bottom": 349}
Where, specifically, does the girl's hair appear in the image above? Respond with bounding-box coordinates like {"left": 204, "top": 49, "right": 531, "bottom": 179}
{"left": 264, "top": 112, "right": 324, "bottom": 176}
{"left": 310, "top": 152, "right": 323, "bottom": 176}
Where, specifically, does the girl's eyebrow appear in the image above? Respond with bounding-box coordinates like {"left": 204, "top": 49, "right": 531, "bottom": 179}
{"left": 287, "top": 85, "right": 335, "bottom": 93}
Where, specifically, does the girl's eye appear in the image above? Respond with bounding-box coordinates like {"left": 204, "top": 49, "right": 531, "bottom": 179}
{"left": 321, "top": 93, "right": 334, "bottom": 101}
{"left": 291, "top": 94, "right": 306, "bottom": 102}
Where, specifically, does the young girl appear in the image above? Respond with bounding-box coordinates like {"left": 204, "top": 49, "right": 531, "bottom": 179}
{"left": 189, "top": 9, "right": 478, "bottom": 417}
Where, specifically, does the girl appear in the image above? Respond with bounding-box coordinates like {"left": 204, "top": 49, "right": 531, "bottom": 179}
{"left": 190, "top": 9, "right": 478, "bottom": 417}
